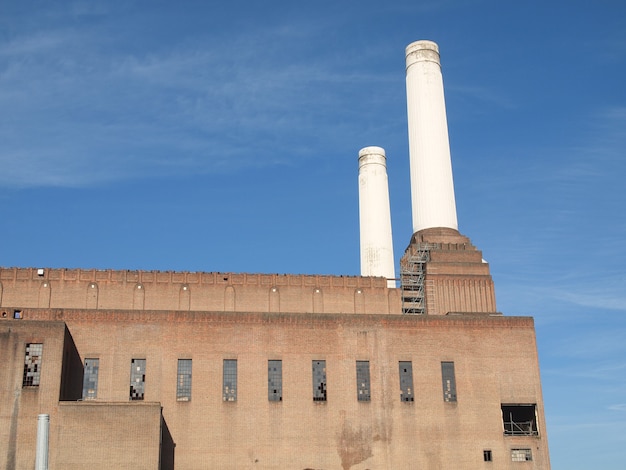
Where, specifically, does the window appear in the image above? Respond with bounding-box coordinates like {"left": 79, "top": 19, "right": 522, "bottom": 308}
{"left": 23, "top": 343, "right": 43, "bottom": 387}
{"left": 399, "top": 361, "right": 414, "bottom": 402}
{"left": 356, "top": 361, "right": 371, "bottom": 401}
{"left": 268, "top": 360, "right": 282, "bottom": 402}
{"left": 82, "top": 358, "right": 99, "bottom": 400}
{"left": 502, "top": 404, "right": 539, "bottom": 436}
{"left": 511, "top": 448, "right": 532, "bottom": 462}
{"left": 129, "top": 359, "right": 146, "bottom": 401}
{"left": 312, "top": 360, "right": 327, "bottom": 402}
{"left": 483, "top": 450, "right": 493, "bottom": 462}
{"left": 177, "top": 359, "right": 192, "bottom": 402}
{"left": 441, "top": 361, "right": 457, "bottom": 402}
{"left": 223, "top": 359, "right": 237, "bottom": 402}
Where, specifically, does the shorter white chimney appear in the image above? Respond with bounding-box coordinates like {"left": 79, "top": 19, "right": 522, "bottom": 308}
{"left": 358, "top": 146, "right": 396, "bottom": 288}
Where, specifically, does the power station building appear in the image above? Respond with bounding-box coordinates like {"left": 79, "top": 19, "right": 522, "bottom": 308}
{"left": 0, "top": 41, "right": 550, "bottom": 469}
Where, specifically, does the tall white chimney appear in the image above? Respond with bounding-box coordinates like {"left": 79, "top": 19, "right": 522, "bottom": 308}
{"left": 405, "top": 40, "right": 458, "bottom": 233}
{"left": 358, "top": 146, "right": 396, "bottom": 288}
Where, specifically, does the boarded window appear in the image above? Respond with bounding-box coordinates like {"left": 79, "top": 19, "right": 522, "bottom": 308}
{"left": 356, "top": 361, "right": 371, "bottom": 401}
{"left": 312, "top": 360, "right": 327, "bottom": 402}
{"left": 502, "top": 404, "right": 538, "bottom": 436}
{"left": 223, "top": 359, "right": 237, "bottom": 402}
{"left": 82, "top": 358, "right": 99, "bottom": 400}
{"left": 129, "top": 359, "right": 146, "bottom": 401}
{"left": 177, "top": 359, "right": 192, "bottom": 402}
{"left": 511, "top": 448, "right": 532, "bottom": 462}
{"left": 23, "top": 343, "right": 43, "bottom": 387}
{"left": 399, "top": 361, "right": 414, "bottom": 402}
{"left": 268, "top": 360, "right": 282, "bottom": 402}
{"left": 441, "top": 361, "right": 457, "bottom": 402}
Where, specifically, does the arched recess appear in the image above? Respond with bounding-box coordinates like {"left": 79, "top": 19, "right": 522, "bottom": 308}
{"left": 269, "top": 287, "right": 280, "bottom": 313}
{"left": 38, "top": 282, "right": 51, "bottom": 308}
{"left": 312, "top": 288, "right": 323, "bottom": 313}
{"left": 133, "top": 284, "right": 145, "bottom": 310}
{"left": 224, "top": 286, "right": 235, "bottom": 312}
{"left": 179, "top": 285, "right": 191, "bottom": 311}
{"left": 354, "top": 289, "right": 365, "bottom": 314}
{"left": 87, "top": 283, "right": 98, "bottom": 309}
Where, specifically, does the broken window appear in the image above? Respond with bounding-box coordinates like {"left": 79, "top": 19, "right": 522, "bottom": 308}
{"left": 223, "top": 359, "right": 237, "bottom": 402}
{"left": 399, "top": 361, "right": 414, "bottom": 402}
{"left": 268, "top": 360, "right": 282, "bottom": 402}
{"left": 177, "top": 359, "right": 192, "bottom": 402}
{"left": 82, "top": 358, "right": 99, "bottom": 400}
{"left": 441, "top": 361, "right": 457, "bottom": 402}
{"left": 483, "top": 450, "right": 492, "bottom": 462}
{"left": 511, "top": 448, "right": 532, "bottom": 462}
{"left": 23, "top": 343, "right": 43, "bottom": 387}
{"left": 129, "top": 359, "right": 146, "bottom": 401}
{"left": 502, "top": 404, "right": 539, "bottom": 436}
{"left": 312, "top": 360, "right": 327, "bottom": 402}
{"left": 356, "top": 361, "right": 371, "bottom": 401}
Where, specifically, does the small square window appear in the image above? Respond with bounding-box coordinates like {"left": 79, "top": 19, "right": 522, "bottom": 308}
{"left": 511, "top": 448, "right": 532, "bottom": 462}
{"left": 483, "top": 450, "right": 492, "bottom": 462}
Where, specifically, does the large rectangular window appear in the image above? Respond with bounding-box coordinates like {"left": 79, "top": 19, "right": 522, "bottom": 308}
{"left": 356, "top": 361, "right": 371, "bottom": 402}
{"left": 82, "top": 358, "right": 99, "bottom": 400}
{"left": 23, "top": 343, "right": 43, "bottom": 387}
{"left": 312, "top": 360, "right": 327, "bottom": 402}
{"left": 502, "top": 404, "right": 539, "bottom": 436}
{"left": 399, "top": 361, "right": 414, "bottom": 402}
{"left": 223, "top": 359, "right": 237, "bottom": 402}
{"left": 441, "top": 361, "right": 457, "bottom": 402}
{"left": 177, "top": 359, "right": 192, "bottom": 402}
{"left": 130, "top": 359, "right": 146, "bottom": 401}
{"left": 268, "top": 360, "right": 282, "bottom": 402}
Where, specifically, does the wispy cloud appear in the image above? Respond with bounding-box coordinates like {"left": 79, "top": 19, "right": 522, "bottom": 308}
{"left": 0, "top": 11, "right": 400, "bottom": 188}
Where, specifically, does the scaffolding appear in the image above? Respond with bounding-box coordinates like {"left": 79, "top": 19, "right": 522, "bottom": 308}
{"left": 400, "top": 243, "right": 438, "bottom": 315}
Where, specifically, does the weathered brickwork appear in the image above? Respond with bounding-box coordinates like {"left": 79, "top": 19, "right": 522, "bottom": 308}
{"left": 1, "top": 308, "right": 549, "bottom": 469}
{"left": 0, "top": 270, "right": 400, "bottom": 315}
{"left": 0, "top": 230, "right": 549, "bottom": 469}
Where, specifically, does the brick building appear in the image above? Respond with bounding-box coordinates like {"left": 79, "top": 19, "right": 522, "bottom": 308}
{"left": 0, "top": 40, "right": 550, "bottom": 469}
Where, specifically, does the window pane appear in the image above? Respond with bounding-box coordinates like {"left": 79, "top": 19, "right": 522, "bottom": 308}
{"left": 399, "top": 361, "right": 414, "bottom": 402}
{"left": 223, "top": 359, "right": 237, "bottom": 402}
{"left": 177, "top": 359, "right": 192, "bottom": 402}
{"left": 356, "top": 361, "right": 371, "bottom": 401}
{"left": 23, "top": 343, "right": 43, "bottom": 387}
{"left": 130, "top": 359, "right": 146, "bottom": 401}
{"left": 441, "top": 361, "right": 457, "bottom": 402}
{"left": 82, "top": 358, "right": 99, "bottom": 400}
{"left": 268, "top": 360, "right": 282, "bottom": 402}
{"left": 312, "top": 360, "right": 327, "bottom": 402}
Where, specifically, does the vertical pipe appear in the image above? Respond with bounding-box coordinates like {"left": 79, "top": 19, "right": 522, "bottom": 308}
{"left": 358, "top": 146, "right": 396, "bottom": 288}
{"left": 35, "top": 414, "right": 49, "bottom": 470}
{"left": 405, "top": 40, "right": 458, "bottom": 233}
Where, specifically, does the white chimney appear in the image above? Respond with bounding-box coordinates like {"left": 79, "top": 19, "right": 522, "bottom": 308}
{"left": 35, "top": 414, "right": 49, "bottom": 470}
{"left": 405, "top": 40, "right": 458, "bottom": 233}
{"left": 358, "top": 146, "right": 396, "bottom": 288}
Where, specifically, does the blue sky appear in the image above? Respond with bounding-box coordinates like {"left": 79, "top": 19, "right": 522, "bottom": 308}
{"left": 1, "top": 0, "right": 625, "bottom": 467}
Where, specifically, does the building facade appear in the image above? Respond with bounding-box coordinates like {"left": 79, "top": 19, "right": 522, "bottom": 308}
{"left": 0, "top": 40, "right": 550, "bottom": 469}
